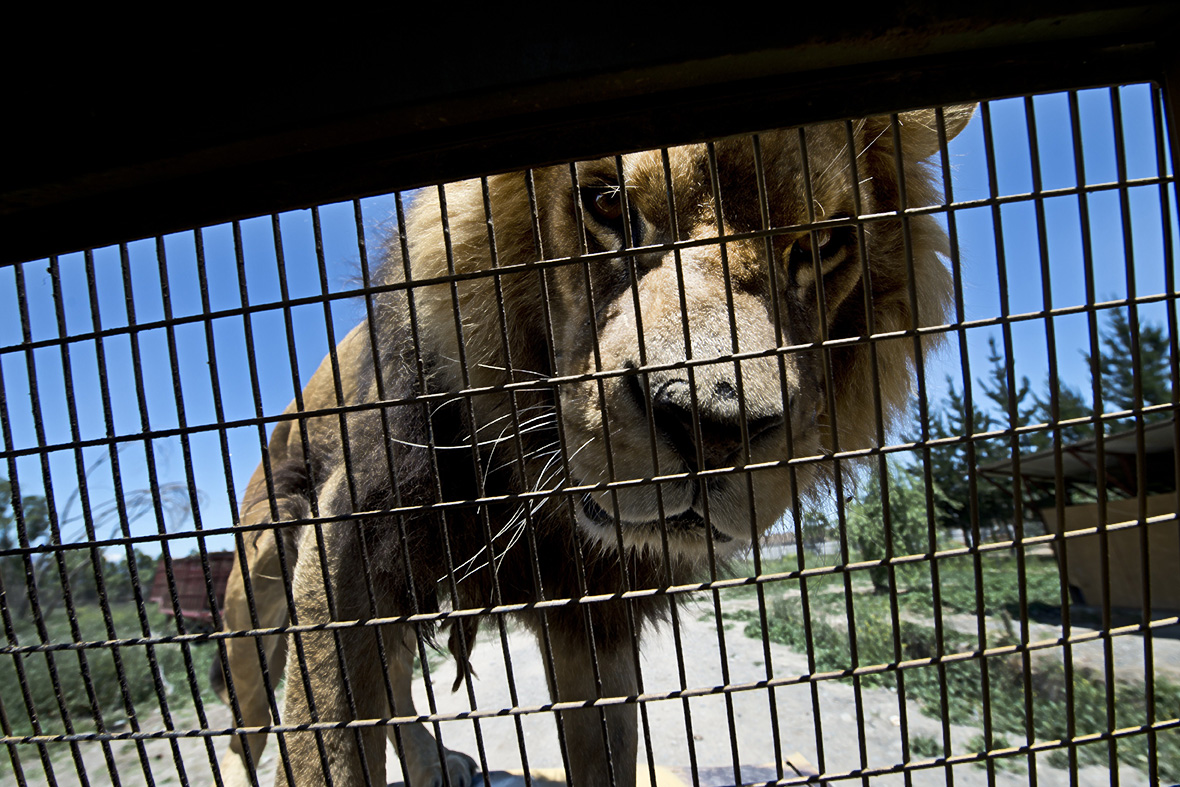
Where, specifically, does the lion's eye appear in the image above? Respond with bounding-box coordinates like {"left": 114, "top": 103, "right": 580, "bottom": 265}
{"left": 584, "top": 187, "right": 624, "bottom": 225}
{"left": 797, "top": 229, "right": 832, "bottom": 256}
{"left": 789, "top": 226, "right": 845, "bottom": 268}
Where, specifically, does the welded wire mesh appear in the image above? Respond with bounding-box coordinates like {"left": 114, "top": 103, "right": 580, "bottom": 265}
{"left": 1, "top": 83, "right": 1178, "bottom": 787}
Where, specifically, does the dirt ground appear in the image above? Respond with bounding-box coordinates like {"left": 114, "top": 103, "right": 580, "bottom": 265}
{"left": 4, "top": 592, "right": 1172, "bottom": 787}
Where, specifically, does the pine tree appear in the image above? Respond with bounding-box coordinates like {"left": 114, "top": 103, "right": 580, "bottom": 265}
{"left": 980, "top": 335, "right": 1048, "bottom": 453}
{"left": 923, "top": 380, "right": 1013, "bottom": 547}
{"left": 918, "top": 313, "right": 1174, "bottom": 546}
{"left": 1090, "top": 307, "right": 1173, "bottom": 422}
{"left": 1034, "top": 379, "right": 1095, "bottom": 446}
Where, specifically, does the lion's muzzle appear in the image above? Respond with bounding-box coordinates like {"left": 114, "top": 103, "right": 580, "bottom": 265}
{"left": 625, "top": 363, "right": 786, "bottom": 472}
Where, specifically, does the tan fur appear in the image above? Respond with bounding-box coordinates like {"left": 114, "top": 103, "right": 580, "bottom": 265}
{"left": 213, "top": 106, "right": 972, "bottom": 787}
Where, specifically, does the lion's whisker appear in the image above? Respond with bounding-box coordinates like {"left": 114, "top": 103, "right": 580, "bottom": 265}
{"left": 450, "top": 431, "right": 591, "bottom": 584}
{"left": 475, "top": 362, "right": 549, "bottom": 379}
{"left": 449, "top": 430, "right": 572, "bottom": 584}
{"left": 489, "top": 444, "right": 558, "bottom": 478}
{"left": 472, "top": 406, "right": 552, "bottom": 436}
{"left": 480, "top": 413, "right": 558, "bottom": 486}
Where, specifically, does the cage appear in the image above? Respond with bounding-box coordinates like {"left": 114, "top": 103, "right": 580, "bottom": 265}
{"left": 2, "top": 10, "right": 1179, "bottom": 787}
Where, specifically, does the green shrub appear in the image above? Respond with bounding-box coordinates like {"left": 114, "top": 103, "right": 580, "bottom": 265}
{"left": 965, "top": 732, "right": 1023, "bottom": 771}
{"left": 0, "top": 602, "right": 218, "bottom": 738}
{"left": 908, "top": 734, "right": 944, "bottom": 760}
{"left": 844, "top": 462, "right": 940, "bottom": 594}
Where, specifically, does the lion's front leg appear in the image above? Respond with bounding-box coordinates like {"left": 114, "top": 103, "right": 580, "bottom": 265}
{"left": 275, "top": 524, "right": 388, "bottom": 787}
{"left": 386, "top": 626, "right": 478, "bottom": 787}
{"left": 540, "top": 608, "right": 638, "bottom": 787}
{"left": 215, "top": 530, "right": 289, "bottom": 787}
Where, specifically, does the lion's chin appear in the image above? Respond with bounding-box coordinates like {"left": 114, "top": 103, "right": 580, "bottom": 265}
{"left": 575, "top": 493, "right": 742, "bottom": 556}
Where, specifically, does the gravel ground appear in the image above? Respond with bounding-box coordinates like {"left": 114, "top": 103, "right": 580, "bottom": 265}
{"left": 3, "top": 598, "right": 1173, "bottom": 787}
{"left": 383, "top": 597, "right": 1160, "bottom": 787}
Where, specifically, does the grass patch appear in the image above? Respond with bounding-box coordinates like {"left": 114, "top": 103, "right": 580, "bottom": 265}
{"left": 713, "top": 553, "right": 813, "bottom": 600}
{"left": 1, "top": 601, "right": 219, "bottom": 739}
{"left": 964, "top": 733, "right": 1023, "bottom": 771}
{"left": 730, "top": 551, "right": 1179, "bottom": 782}
{"left": 897, "top": 553, "right": 1066, "bottom": 617}
{"left": 722, "top": 548, "right": 1066, "bottom": 622}
{"left": 909, "top": 733, "right": 943, "bottom": 760}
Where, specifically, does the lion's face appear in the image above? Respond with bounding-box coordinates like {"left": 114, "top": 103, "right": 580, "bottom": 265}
{"left": 405, "top": 108, "right": 970, "bottom": 560}
{"left": 531, "top": 116, "right": 967, "bottom": 556}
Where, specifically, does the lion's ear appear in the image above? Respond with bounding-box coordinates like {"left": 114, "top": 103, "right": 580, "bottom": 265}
{"left": 867, "top": 103, "right": 976, "bottom": 160}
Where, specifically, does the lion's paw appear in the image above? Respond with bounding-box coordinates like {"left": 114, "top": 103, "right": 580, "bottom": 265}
{"left": 410, "top": 748, "right": 477, "bottom": 787}
{"left": 441, "top": 749, "right": 478, "bottom": 787}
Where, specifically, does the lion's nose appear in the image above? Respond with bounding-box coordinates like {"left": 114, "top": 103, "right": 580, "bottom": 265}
{"left": 626, "top": 370, "right": 784, "bottom": 471}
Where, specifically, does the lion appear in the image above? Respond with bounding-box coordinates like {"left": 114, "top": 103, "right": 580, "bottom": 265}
{"left": 210, "top": 106, "right": 973, "bottom": 787}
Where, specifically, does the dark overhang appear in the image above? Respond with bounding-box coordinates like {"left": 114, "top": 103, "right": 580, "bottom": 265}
{"left": 4, "top": 5, "right": 1177, "bottom": 265}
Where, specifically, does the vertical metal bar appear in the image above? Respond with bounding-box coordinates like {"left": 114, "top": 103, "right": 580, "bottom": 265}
{"left": 46, "top": 251, "right": 150, "bottom": 787}
{"left": 0, "top": 378, "right": 59, "bottom": 786}
{"left": 607, "top": 154, "right": 660, "bottom": 787}
{"left": 1151, "top": 78, "right": 1180, "bottom": 787}
{"left": 797, "top": 123, "right": 870, "bottom": 786}
{"left": 308, "top": 204, "right": 396, "bottom": 787}
{"left": 1110, "top": 84, "right": 1156, "bottom": 777}
{"left": 519, "top": 167, "right": 578, "bottom": 780}
{"left": 748, "top": 131, "right": 786, "bottom": 783}
{"left": 267, "top": 211, "right": 374, "bottom": 787}
{"left": 389, "top": 189, "right": 476, "bottom": 781}
{"left": 1163, "top": 55, "right": 1180, "bottom": 180}
{"left": 430, "top": 182, "right": 495, "bottom": 782}
{"left": 1064, "top": 88, "right": 1097, "bottom": 783}
{"left": 775, "top": 311, "right": 827, "bottom": 778}
{"left": 153, "top": 235, "right": 235, "bottom": 785}
{"left": 350, "top": 196, "right": 423, "bottom": 787}
{"left": 353, "top": 195, "right": 447, "bottom": 787}
{"left": 948, "top": 117, "right": 988, "bottom": 778}
{"left": 880, "top": 111, "right": 936, "bottom": 787}
{"left": 569, "top": 162, "right": 631, "bottom": 586}
{"left": 118, "top": 239, "right": 208, "bottom": 787}
{"left": 12, "top": 256, "right": 102, "bottom": 787}
{"left": 976, "top": 100, "right": 1005, "bottom": 783}
{"left": 702, "top": 140, "right": 749, "bottom": 786}
{"left": 1069, "top": 87, "right": 1117, "bottom": 783}
{"left": 84, "top": 245, "right": 185, "bottom": 786}
{"left": 1020, "top": 92, "right": 1053, "bottom": 782}
{"left": 653, "top": 147, "right": 704, "bottom": 786}
{"left": 191, "top": 226, "right": 270, "bottom": 787}
{"left": 930, "top": 106, "right": 963, "bottom": 785}
{"left": 838, "top": 117, "right": 897, "bottom": 782}
{"left": 43, "top": 260, "right": 122, "bottom": 785}
{"left": 1092, "top": 88, "right": 1123, "bottom": 783}
{"left": 474, "top": 174, "right": 537, "bottom": 787}
{"left": 564, "top": 163, "right": 621, "bottom": 787}
{"left": 230, "top": 218, "right": 302, "bottom": 787}
{"left": 1044, "top": 91, "right": 1082, "bottom": 783}
{"left": 0, "top": 689, "right": 29, "bottom": 787}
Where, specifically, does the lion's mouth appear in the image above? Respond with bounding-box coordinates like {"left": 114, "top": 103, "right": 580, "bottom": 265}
{"left": 578, "top": 494, "right": 733, "bottom": 544}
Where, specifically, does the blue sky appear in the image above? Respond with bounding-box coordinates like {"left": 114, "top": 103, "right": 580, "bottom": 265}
{"left": 933, "top": 85, "right": 1176, "bottom": 406}
{"left": 0, "top": 83, "right": 1176, "bottom": 557}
